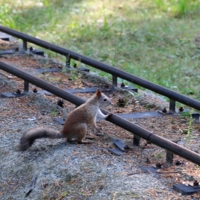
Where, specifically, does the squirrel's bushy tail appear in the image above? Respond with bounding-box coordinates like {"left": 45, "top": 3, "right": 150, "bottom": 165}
{"left": 20, "top": 127, "right": 63, "bottom": 151}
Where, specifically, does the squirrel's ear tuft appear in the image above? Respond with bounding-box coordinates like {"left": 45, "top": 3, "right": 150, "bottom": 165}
{"left": 96, "top": 89, "right": 101, "bottom": 97}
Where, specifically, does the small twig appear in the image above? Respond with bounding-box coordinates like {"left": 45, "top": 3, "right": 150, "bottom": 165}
{"left": 42, "top": 185, "right": 54, "bottom": 199}
{"left": 127, "top": 171, "right": 180, "bottom": 176}
{"left": 25, "top": 175, "right": 37, "bottom": 197}
{"left": 157, "top": 171, "right": 180, "bottom": 174}
{"left": 127, "top": 171, "right": 143, "bottom": 176}
{"left": 55, "top": 192, "right": 68, "bottom": 200}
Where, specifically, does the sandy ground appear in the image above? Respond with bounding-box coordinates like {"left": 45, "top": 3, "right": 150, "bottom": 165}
{"left": 0, "top": 38, "right": 200, "bottom": 200}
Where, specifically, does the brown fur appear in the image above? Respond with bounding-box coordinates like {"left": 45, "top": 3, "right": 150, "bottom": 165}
{"left": 19, "top": 89, "right": 111, "bottom": 150}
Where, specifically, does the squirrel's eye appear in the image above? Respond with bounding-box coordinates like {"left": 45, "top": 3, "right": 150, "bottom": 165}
{"left": 104, "top": 99, "right": 107, "bottom": 101}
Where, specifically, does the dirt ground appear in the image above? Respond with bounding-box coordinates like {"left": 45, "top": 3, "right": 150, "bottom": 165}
{"left": 0, "top": 38, "right": 200, "bottom": 200}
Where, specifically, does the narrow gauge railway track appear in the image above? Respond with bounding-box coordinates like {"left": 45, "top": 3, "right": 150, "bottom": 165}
{"left": 0, "top": 61, "right": 200, "bottom": 167}
{"left": 0, "top": 25, "right": 200, "bottom": 112}
{"left": 1, "top": 27, "right": 200, "bottom": 197}
{"left": 0, "top": 26, "right": 200, "bottom": 166}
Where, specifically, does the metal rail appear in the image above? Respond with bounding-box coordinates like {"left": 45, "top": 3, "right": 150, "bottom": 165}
{"left": 0, "top": 61, "right": 200, "bottom": 165}
{"left": 0, "top": 26, "right": 200, "bottom": 111}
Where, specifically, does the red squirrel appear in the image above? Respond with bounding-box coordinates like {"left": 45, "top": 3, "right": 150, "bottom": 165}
{"left": 20, "top": 89, "right": 112, "bottom": 151}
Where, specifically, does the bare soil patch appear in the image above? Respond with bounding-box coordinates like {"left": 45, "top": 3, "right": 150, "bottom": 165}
{"left": 0, "top": 39, "right": 200, "bottom": 199}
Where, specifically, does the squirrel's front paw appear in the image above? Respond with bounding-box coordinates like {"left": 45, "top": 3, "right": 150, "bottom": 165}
{"left": 106, "top": 113, "right": 112, "bottom": 119}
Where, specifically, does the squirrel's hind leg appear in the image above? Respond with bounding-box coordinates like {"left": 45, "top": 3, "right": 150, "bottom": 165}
{"left": 76, "top": 124, "right": 92, "bottom": 144}
{"left": 66, "top": 124, "right": 92, "bottom": 144}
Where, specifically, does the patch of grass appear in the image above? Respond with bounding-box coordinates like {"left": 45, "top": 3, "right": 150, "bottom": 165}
{"left": 50, "top": 110, "right": 58, "bottom": 117}
{"left": 0, "top": 4, "right": 15, "bottom": 28}
{"left": 153, "top": 0, "right": 195, "bottom": 17}
{"left": 186, "top": 109, "right": 194, "bottom": 142}
{"left": 0, "top": 0, "right": 200, "bottom": 101}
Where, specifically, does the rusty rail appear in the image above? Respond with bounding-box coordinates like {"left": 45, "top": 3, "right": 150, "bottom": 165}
{"left": 0, "top": 61, "right": 200, "bottom": 165}
{"left": 0, "top": 25, "right": 200, "bottom": 112}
